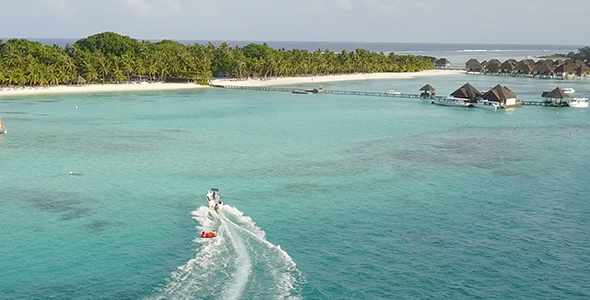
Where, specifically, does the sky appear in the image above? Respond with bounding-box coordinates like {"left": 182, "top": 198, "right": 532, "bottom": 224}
{"left": 1, "top": 0, "right": 589, "bottom": 45}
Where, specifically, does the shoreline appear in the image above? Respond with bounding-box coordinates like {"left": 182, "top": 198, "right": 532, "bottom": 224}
{"left": 0, "top": 82, "right": 209, "bottom": 98}
{"left": 211, "top": 69, "right": 465, "bottom": 87}
{"left": 0, "top": 70, "right": 465, "bottom": 98}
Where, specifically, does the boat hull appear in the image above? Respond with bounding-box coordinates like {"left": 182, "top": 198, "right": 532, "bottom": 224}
{"left": 568, "top": 98, "right": 588, "bottom": 108}
{"left": 431, "top": 98, "right": 474, "bottom": 107}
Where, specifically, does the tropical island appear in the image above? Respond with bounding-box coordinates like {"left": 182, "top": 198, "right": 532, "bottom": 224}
{"left": 0, "top": 32, "right": 435, "bottom": 89}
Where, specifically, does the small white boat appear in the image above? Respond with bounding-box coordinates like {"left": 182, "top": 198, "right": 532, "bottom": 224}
{"left": 475, "top": 99, "right": 501, "bottom": 110}
{"left": 568, "top": 97, "right": 588, "bottom": 108}
{"left": 206, "top": 188, "right": 223, "bottom": 212}
{"left": 385, "top": 89, "right": 402, "bottom": 95}
{"left": 431, "top": 97, "right": 474, "bottom": 107}
{"left": 563, "top": 88, "right": 575, "bottom": 94}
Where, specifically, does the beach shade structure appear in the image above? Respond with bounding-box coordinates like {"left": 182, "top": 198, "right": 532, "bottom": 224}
{"left": 450, "top": 82, "right": 482, "bottom": 101}
{"left": 542, "top": 87, "right": 569, "bottom": 106}
{"left": 76, "top": 75, "right": 87, "bottom": 85}
{"left": 482, "top": 84, "right": 517, "bottom": 106}
{"left": 419, "top": 84, "right": 436, "bottom": 98}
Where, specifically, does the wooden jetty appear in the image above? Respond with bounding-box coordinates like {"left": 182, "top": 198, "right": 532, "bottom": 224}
{"left": 212, "top": 85, "right": 550, "bottom": 106}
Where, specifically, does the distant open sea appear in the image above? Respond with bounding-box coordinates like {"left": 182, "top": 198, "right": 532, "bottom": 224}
{"left": 1, "top": 44, "right": 590, "bottom": 300}
{"left": 7, "top": 38, "right": 585, "bottom": 68}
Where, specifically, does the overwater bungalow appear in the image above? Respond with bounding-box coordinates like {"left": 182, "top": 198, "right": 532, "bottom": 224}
{"left": 419, "top": 84, "right": 436, "bottom": 98}
{"left": 552, "top": 59, "right": 565, "bottom": 68}
{"left": 500, "top": 60, "right": 516, "bottom": 74}
{"left": 514, "top": 61, "right": 534, "bottom": 74}
{"left": 542, "top": 87, "right": 569, "bottom": 106}
{"left": 451, "top": 82, "right": 482, "bottom": 102}
{"left": 485, "top": 59, "right": 502, "bottom": 73}
{"left": 480, "top": 84, "right": 517, "bottom": 108}
{"left": 533, "top": 63, "right": 555, "bottom": 77}
{"left": 577, "top": 64, "right": 590, "bottom": 77}
{"left": 435, "top": 58, "right": 451, "bottom": 69}
{"left": 554, "top": 62, "right": 577, "bottom": 78}
{"left": 465, "top": 59, "right": 483, "bottom": 73}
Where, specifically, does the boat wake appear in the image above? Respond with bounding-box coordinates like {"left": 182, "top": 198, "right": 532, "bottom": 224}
{"left": 151, "top": 205, "right": 304, "bottom": 300}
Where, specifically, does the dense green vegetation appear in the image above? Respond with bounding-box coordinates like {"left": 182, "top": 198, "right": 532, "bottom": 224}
{"left": 0, "top": 32, "right": 434, "bottom": 86}
{"left": 566, "top": 46, "right": 590, "bottom": 61}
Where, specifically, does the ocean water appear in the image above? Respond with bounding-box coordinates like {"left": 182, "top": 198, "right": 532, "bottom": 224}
{"left": 1, "top": 74, "right": 590, "bottom": 299}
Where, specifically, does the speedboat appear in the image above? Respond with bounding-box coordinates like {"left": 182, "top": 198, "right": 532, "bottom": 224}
{"left": 475, "top": 99, "right": 501, "bottom": 110}
{"left": 431, "top": 97, "right": 474, "bottom": 107}
{"left": 385, "top": 89, "right": 402, "bottom": 95}
{"left": 568, "top": 97, "right": 588, "bottom": 108}
{"left": 206, "top": 188, "right": 223, "bottom": 212}
{"left": 563, "top": 88, "right": 575, "bottom": 94}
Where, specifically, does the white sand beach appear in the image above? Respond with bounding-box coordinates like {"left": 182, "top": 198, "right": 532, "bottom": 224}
{"left": 0, "top": 82, "right": 209, "bottom": 98}
{"left": 211, "top": 69, "right": 465, "bottom": 87}
{"left": 0, "top": 70, "right": 465, "bottom": 97}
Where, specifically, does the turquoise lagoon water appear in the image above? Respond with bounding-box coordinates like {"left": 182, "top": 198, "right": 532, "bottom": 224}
{"left": 1, "top": 75, "right": 590, "bottom": 299}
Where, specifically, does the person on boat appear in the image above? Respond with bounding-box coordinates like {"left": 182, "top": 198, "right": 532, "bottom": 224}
{"left": 201, "top": 231, "right": 206, "bottom": 238}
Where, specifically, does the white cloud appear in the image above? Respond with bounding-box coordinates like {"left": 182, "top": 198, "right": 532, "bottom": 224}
{"left": 337, "top": 0, "right": 354, "bottom": 11}
{"left": 37, "top": 0, "right": 72, "bottom": 14}
{"left": 122, "top": 0, "right": 153, "bottom": 15}
{"left": 414, "top": 2, "right": 433, "bottom": 11}
{"left": 364, "top": 0, "right": 398, "bottom": 15}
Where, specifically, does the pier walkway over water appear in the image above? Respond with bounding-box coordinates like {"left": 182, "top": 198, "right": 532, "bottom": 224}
{"left": 212, "top": 85, "right": 551, "bottom": 106}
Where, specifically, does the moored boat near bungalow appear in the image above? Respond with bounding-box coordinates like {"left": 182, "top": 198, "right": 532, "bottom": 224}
{"left": 431, "top": 82, "right": 481, "bottom": 107}
{"left": 568, "top": 97, "right": 589, "bottom": 108}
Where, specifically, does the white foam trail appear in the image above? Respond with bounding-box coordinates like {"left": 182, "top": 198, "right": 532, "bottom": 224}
{"left": 219, "top": 214, "right": 252, "bottom": 300}
{"left": 221, "top": 205, "right": 304, "bottom": 300}
{"left": 150, "top": 205, "right": 304, "bottom": 300}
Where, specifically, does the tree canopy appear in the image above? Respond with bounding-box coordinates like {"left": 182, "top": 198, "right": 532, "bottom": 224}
{"left": 0, "top": 32, "right": 435, "bottom": 86}
{"left": 566, "top": 47, "right": 590, "bottom": 61}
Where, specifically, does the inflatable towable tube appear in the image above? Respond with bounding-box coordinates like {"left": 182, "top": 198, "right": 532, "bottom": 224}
{"left": 201, "top": 231, "right": 217, "bottom": 238}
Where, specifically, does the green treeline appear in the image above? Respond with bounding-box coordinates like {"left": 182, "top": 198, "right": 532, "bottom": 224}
{"left": 566, "top": 47, "right": 590, "bottom": 61}
{"left": 0, "top": 32, "right": 435, "bottom": 86}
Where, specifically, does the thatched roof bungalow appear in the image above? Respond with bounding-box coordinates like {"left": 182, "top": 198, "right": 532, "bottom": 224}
{"left": 542, "top": 87, "right": 569, "bottom": 106}
{"left": 465, "top": 59, "right": 483, "bottom": 73}
{"left": 451, "top": 82, "right": 482, "bottom": 101}
{"left": 500, "top": 60, "right": 516, "bottom": 73}
{"left": 533, "top": 63, "right": 555, "bottom": 76}
{"left": 482, "top": 84, "right": 517, "bottom": 106}
{"left": 485, "top": 59, "right": 502, "bottom": 73}
{"left": 435, "top": 58, "right": 450, "bottom": 68}
{"left": 514, "top": 60, "right": 534, "bottom": 74}
{"left": 552, "top": 59, "right": 565, "bottom": 68}
{"left": 419, "top": 84, "right": 436, "bottom": 98}
{"left": 554, "top": 62, "right": 577, "bottom": 77}
{"left": 577, "top": 64, "right": 590, "bottom": 76}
